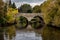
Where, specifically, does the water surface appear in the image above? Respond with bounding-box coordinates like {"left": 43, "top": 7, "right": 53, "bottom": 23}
{"left": 0, "top": 25, "right": 42, "bottom": 40}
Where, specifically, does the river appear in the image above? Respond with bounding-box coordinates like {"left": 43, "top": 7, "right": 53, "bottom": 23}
{"left": 14, "top": 30, "right": 42, "bottom": 40}
{"left": 0, "top": 25, "right": 42, "bottom": 40}
{"left": 0, "top": 25, "right": 60, "bottom": 40}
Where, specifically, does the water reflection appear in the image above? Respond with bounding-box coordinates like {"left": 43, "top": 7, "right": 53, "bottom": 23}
{"left": 0, "top": 25, "right": 42, "bottom": 40}
{"left": 42, "top": 26, "right": 60, "bottom": 40}
{"left": 15, "top": 30, "right": 42, "bottom": 40}
{"left": 0, "top": 28, "right": 4, "bottom": 40}
{"left": 0, "top": 25, "right": 60, "bottom": 40}
{"left": 4, "top": 25, "right": 16, "bottom": 40}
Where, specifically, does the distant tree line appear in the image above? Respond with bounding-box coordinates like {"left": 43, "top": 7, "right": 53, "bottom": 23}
{"left": 9, "top": 0, "right": 16, "bottom": 9}
{"left": 18, "top": 4, "right": 41, "bottom": 13}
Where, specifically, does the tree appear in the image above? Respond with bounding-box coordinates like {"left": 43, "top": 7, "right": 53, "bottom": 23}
{"left": 8, "top": 0, "right": 16, "bottom": 9}
{"left": 12, "top": 2, "right": 16, "bottom": 9}
{"left": 18, "top": 4, "right": 32, "bottom": 13}
{"left": 6, "top": 7, "right": 18, "bottom": 23}
{"left": 0, "top": 0, "right": 4, "bottom": 17}
{"left": 0, "top": 0, "right": 17, "bottom": 24}
{"left": 0, "top": 0, "right": 4, "bottom": 6}
{"left": 33, "top": 5, "right": 41, "bottom": 13}
{"left": 0, "top": 0, "right": 6, "bottom": 24}
{"left": 9, "top": 0, "right": 11, "bottom": 5}
{"left": 9, "top": 0, "right": 12, "bottom": 7}
{"left": 41, "top": 0, "right": 60, "bottom": 26}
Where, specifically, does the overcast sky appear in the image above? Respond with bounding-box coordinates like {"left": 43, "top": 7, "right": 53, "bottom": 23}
{"left": 3, "top": 0, "right": 45, "bottom": 8}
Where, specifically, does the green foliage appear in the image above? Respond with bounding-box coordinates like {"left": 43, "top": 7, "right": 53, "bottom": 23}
{"left": 33, "top": 5, "right": 41, "bottom": 13}
{"left": 0, "top": 0, "right": 17, "bottom": 24}
{"left": 0, "top": 0, "right": 6, "bottom": 24}
{"left": 12, "top": 2, "right": 16, "bottom": 9}
{"left": 41, "top": 0, "right": 60, "bottom": 26}
{"left": 0, "top": 0, "right": 4, "bottom": 6}
{"left": 8, "top": 0, "right": 16, "bottom": 8}
{"left": 9, "top": 0, "right": 11, "bottom": 7}
{"left": 6, "top": 8, "right": 18, "bottom": 23}
{"left": 18, "top": 4, "right": 32, "bottom": 13}
{"left": 0, "top": 18, "right": 5, "bottom": 24}
{"left": 0, "top": 0, "right": 4, "bottom": 17}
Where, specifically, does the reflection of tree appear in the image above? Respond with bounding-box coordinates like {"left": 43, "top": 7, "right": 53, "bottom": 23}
{"left": 0, "top": 28, "right": 4, "bottom": 40}
{"left": 5, "top": 25, "right": 16, "bottom": 40}
{"left": 42, "top": 26, "right": 60, "bottom": 40}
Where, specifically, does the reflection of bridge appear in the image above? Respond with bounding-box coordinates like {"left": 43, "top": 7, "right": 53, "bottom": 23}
{"left": 16, "top": 13, "right": 43, "bottom": 21}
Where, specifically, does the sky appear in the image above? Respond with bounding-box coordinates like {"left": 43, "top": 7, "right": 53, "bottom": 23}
{"left": 3, "top": 0, "right": 45, "bottom": 8}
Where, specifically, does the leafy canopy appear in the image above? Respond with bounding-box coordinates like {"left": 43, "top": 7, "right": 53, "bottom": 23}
{"left": 41, "top": 0, "right": 60, "bottom": 26}
{"left": 18, "top": 4, "right": 32, "bottom": 13}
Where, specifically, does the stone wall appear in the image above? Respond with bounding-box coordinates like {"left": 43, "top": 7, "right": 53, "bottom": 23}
{"left": 16, "top": 13, "right": 43, "bottom": 21}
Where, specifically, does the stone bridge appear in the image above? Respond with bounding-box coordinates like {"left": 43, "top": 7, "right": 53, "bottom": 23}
{"left": 16, "top": 13, "right": 43, "bottom": 21}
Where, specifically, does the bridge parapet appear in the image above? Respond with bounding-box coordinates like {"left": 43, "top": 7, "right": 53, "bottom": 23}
{"left": 16, "top": 13, "right": 43, "bottom": 21}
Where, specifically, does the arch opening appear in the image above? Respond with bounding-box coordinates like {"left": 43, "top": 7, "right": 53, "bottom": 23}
{"left": 30, "top": 15, "right": 45, "bottom": 29}
{"left": 16, "top": 16, "right": 28, "bottom": 29}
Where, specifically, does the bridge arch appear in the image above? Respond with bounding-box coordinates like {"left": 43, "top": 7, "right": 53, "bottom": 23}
{"left": 16, "top": 16, "right": 28, "bottom": 29}
{"left": 30, "top": 15, "right": 44, "bottom": 29}
{"left": 34, "top": 16, "right": 44, "bottom": 23}
{"left": 16, "top": 13, "right": 44, "bottom": 29}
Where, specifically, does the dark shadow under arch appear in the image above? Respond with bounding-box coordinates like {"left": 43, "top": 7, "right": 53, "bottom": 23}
{"left": 17, "top": 16, "right": 28, "bottom": 29}
{"left": 30, "top": 15, "right": 45, "bottom": 29}
{"left": 34, "top": 16, "right": 44, "bottom": 22}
